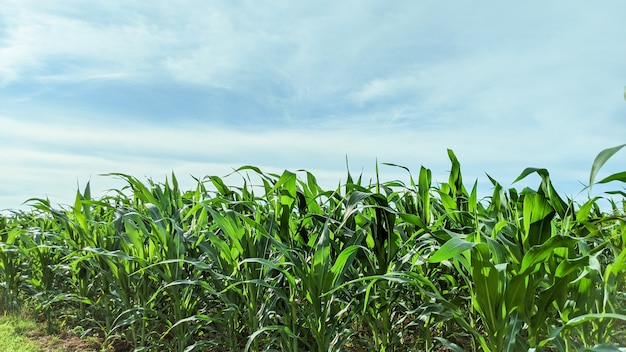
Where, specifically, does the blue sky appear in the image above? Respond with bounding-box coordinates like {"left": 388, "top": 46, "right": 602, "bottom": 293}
{"left": 1, "top": 1, "right": 625, "bottom": 211}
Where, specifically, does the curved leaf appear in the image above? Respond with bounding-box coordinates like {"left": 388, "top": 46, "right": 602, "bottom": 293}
{"left": 565, "top": 313, "right": 626, "bottom": 327}
{"left": 589, "top": 144, "right": 626, "bottom": 187}
{"left": 598, "top": 171, "right": 626, "bottom": 184}
{"left": 428, "top": 237, "right": 477, "bottom": 263}
{"left": 514, "top": 168, "right": 549, "bottom": 183}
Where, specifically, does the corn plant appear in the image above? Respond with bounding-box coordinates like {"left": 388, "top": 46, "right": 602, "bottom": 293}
{"left": 0, "top": 145, "right": 624, "bottom": 351}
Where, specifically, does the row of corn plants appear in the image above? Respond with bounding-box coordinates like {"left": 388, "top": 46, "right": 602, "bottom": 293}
{"left": 1, "top": 146, "right": 625, "bottom": 351}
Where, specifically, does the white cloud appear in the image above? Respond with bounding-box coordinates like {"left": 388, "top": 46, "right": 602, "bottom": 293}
{"left": 1, "top": 1, "right": 625, "bottom": 211}
{"left": 1, "top": 106, "right": 621, "bottom": 212}
{"left": 0, "top": 2, "right": 174, "bottom": 85}
{"left": 349, "top": 76, "right": 419, "bottom": 105}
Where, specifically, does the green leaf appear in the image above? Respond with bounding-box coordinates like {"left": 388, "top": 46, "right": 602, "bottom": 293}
{"left": 503, "top": 311, "right": 524, "bottom": 352}
{"left": 311, "top": 222, "right": 331, "bottom": 291}
{"left": 245, "top": 326, "right": 297, "bottom": 352}
{"left": 514, "top": 167, "right": 549, "bottom": 183}
{"left": 520, "top": 236, "right": 576, "bottom": 275}
{"left": 469, "top": 179, "right": 478, "bottom": 213}
{"left": 418, "top": 166, "right": 432, "bottom": 222}
{"left": 472, "top": 244, "right": 504, "bottom": 337}
{"left": 330, "top": 245, "right": 361, "bottom": 287}
{"left": 270, "top": 170, "right": 298, "bottom": 207}
{"left": 398, "top": 213, "right": 428, "bottom": 230}
{"left": 505, "top": 275, "right": 528, "bottom": 316}
{"left": 579, "top": 343, "right": 626, "bottom": 352}
{"left": 565, "top": 313, "right": 626, "bottom": 327}
{"left": 434, "top": 337, "right": 465, "bottom": 352}
{"left": 597, "top": 171, "right": 626, "bottom": 184}
{"left": 522, "top": 192, "right": 554, "bottom": 237}
{"left": 428, "top": 237, "right": 477, "bottom": 263}
{"left": 589, "top": 144, "right": 626, "bottom": 187}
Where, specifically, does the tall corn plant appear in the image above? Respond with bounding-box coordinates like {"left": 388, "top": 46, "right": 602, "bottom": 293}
{"left": 342, "top": 173, "right": 436, "bottom": 351}
{"left": 104, "top": 173, "right": 215, "bottom": 351}
{"left": 0, "top": 215, "right": 28, "bottom": 313}
{"left": 245, "top": 170, "right": 365, "bottom": 352}
{"left": 25, "top": 185, "right": 123, "bottom": 330}
{"left": 429, "top": 145, "right": 626, "bottom": 351}
{"left": 1, "top": 145, "right": 624, "bottom": 351}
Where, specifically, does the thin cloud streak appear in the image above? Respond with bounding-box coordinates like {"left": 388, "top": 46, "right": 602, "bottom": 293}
{"left": 2, "top": 109, "right": 617, "bottom": 211}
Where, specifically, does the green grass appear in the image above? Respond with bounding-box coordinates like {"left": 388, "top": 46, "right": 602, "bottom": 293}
{"left": 0, "top": 312, "right": 106, "bottom": 352}
{"left": 1, "top": 146, "right": 625, "bottom": 351}
{"left": 0, "top": 314, "right": 40, "bottom": 352}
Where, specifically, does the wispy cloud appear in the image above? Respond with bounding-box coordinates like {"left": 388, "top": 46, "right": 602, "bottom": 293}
{"left": 0, "top": 1, "right": 625, "bottom": 210}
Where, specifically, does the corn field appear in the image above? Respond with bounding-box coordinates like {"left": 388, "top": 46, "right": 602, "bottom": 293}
{"left": 1, "top": 147, "right": 625, "bottom": 351}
